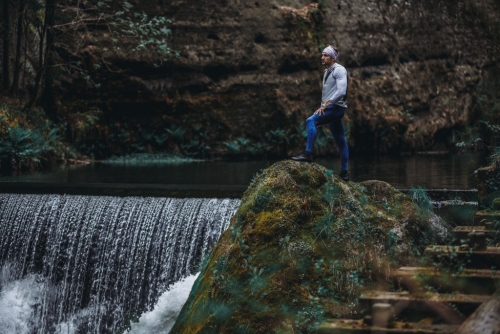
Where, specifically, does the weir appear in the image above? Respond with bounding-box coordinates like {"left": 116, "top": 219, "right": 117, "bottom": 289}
{"left": 0, "top": 194, "right": 240, "bottom": 333}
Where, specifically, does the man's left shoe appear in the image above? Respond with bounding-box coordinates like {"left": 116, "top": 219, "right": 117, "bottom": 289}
{"left": 291, "top": 152, "right": 314, "bottom": 162}
{"left": 339, "top": 170, "right": 349, "bottom": 181}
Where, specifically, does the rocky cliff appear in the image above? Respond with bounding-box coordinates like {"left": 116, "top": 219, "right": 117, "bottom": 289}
{"left": 69, "top": 0, "right": 500, "bottom": 157}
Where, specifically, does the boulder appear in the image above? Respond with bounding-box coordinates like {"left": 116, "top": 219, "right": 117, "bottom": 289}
{"left": 170, "top": 161, "right": 449, "bottom": 333}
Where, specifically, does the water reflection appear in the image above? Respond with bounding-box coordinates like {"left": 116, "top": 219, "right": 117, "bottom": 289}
{"left": 342, "top": 152, "right": 485, "bottom": 189}
{"left": 0, "top": 152, "right": 485, "bottom": 190}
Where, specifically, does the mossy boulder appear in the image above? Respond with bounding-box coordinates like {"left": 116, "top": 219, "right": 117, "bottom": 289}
{"left": 170, "top": 161, "right": 449, "bottom": 334}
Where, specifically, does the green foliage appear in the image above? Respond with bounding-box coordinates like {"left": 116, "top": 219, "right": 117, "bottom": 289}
{"left": 224, "top": 137, "right": 248, "bottom": 153}
{"left": 68, "top": 108, "right": 102, "bottom": 143}
{"left": 314, "top": 126, "right": 334, "bottom": 154}
{"left": 167, "top": 125, "right": 186, "bottom": 144}
{"left": 0, "top": 103, "right": 62, "bottom": 169}
{"left": 223, "top": 137, "right": 271, "bottom": 156}
{"left": 294, "top": 122, "right": 308, "bottom": 140}
{"left": 180, "top": 139, "right": 211, "bottom": 157}
{"left": 219, "top": 122, "right": 342, "bottom": 157}
{"left": 0, "top": 127, "right": 48, "bottom": 163}
{"left": 456, "top": 78, "right": 500, "bottom": 155}
{"left": 114, "top": 7, "right": 176, "bottom": 59}
{"left": 104, "top": 153, "right": 200, "bottom": 164}
{"left": 491, "top": 146, "right": 500, "bottom": 163}
{"left": 101, "top": 122, "right": 213, "bottom": 160}
{"left": 92, "top": 0, "right": 177, "bottom": 61}
{"left": 410, "top": 186, "right": 433, "bottom": 212}
{"left": 211, "top": 256, "right": 229, "bottom": 284}
{"left": 266, "top": 128, "right": 288, "bottom": 144}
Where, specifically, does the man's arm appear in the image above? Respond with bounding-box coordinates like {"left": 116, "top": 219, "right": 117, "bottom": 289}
{"left": 324, "top": 66, "right": 348, "bottom": 106}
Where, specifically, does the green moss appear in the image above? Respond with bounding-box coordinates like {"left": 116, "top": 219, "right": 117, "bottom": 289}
{"left": 493, "top": 198, "right": 500, "bottom": 210}
{"left": 171, "top": 161, "right": 449, "bottom": 334}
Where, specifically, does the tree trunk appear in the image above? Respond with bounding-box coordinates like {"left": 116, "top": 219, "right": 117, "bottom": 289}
{"left": 11, "top": 0, "right": 25, "bottom": 93}
{"left": 2, "top": 0, "right": 11, "bottom": 89}
{"left": 24, "top": 0, "right": 51, "bottom": 110}
{"left": 23, "top": 23, "right": 45, "bottom": 111}
{"left": 41, "top": 0, "right": 56, "bottom": 115}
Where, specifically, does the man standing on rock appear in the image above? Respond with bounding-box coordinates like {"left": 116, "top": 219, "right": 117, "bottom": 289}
{"left": 292, "top": 45, "right": 350, "bottom": 181}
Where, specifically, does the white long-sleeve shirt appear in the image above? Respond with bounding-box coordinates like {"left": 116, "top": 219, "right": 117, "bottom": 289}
{"left": 322, "top": 63, "right": 348, "bottom": 108}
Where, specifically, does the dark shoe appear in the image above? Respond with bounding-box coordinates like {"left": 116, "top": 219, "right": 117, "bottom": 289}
{"left": 339, "top": 170, "right": 349, "bottom": 181}
{"left": 291, "top": 152, "right": 313, "bottom": 162}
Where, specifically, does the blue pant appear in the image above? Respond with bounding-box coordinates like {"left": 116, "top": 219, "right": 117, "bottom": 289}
{"left": 305, "top": 104, "right": 349, "bottom": 171}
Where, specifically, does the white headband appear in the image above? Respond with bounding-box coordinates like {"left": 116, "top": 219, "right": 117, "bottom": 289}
{"left": 323, "top": 45, "right": 338, "bottom": 59}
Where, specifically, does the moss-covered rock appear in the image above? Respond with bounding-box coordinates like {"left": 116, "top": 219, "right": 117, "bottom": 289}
{"left": 170, "top": 161, "right": 449, "bottom": 334}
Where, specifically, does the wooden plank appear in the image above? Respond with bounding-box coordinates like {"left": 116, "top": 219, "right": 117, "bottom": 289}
{"left": 359, "top": 291, "right": 488, "bottom": 318}
{"left": 425, "top": 246, "right": 500, "bottom": 269}
{"left": 391, "top": 267, "right": 500, "bottom": 295}
{"left": 360, "top": 291, "right": 489, "bottom": 305}
{"left": 452, "top": 226, "right": 498, "bottom": 242}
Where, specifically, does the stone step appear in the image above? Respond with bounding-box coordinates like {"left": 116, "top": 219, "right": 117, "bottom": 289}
{"left": 474, "top": 210, "right": 500, "bottom": 229}
{"left": 391, "top": 267, "right": 500, "bottom": 295}
{"left": 317, "top": 319, "right": 458, "bottom": 333}
{"left": 424, "top": 245, "right": 500, "bottom": 269}
{"left": 359, "top": 291, "right": 488, "bottom": 318}
{"left": 452, "top": 226, "right": 498, "bottom": 243}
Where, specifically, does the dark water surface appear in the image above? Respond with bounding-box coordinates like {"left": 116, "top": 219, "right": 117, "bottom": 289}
{"left": 0, "top": 152, "right": 484, "bottom": 190}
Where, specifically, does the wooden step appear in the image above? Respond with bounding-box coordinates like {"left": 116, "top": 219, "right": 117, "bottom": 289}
{"left": 317, "top": 319, "right": 458, "bottom": 333}
{"left": 425, "top": 245, "right": 500, "bottom": 269}
{"left": 474, "top": 210, "right": 500, "bottom": 229}
{"left": 452, "top": 226, "right": 498, "bottom": 243}
{"left": 391, "top": 267, "right": 500, "bottom": 295}
{"left": 359, "top": 291, "right": 488, "bottom": 318}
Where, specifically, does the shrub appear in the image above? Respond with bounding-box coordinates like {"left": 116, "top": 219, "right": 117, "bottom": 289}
{"left": 0, "top": 103, "right": 62, "bottom": 170}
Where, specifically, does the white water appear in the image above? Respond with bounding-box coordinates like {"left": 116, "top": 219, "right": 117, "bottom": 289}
{"left": 127, "top": 273, "right": 199, "bottom": 334}
{"left": 0, "top": 272, "right": 42, "bottom": 334}
{"left": 0, "top": 271, "right": 199, "bottom": 334}
{"left": 0, "top": 194, "right": 239, "bottom": 334}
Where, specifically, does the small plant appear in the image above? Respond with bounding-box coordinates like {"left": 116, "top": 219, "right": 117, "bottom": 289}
{"left": 223, "top": 137, "right": 265, "bottom": 155}
{"left": 491, "top": 146, "right": 500, "bottom": 162}
{"left": 68, "top": 108, "right": 102, "bottom": 143}
{"left": 410, "top": 186, "right": 433, "bottom": 212}
{"left": 224, "top": 140, "right": 241, "bottom": 153}
{"left": 266, "top": 128, "right": 290, "bottom": 155}
{"left": 167, "top": 125, "right": 186, "bottom": 144}
{"left": 181, "top": 139, "right": 211, "bottom": 157}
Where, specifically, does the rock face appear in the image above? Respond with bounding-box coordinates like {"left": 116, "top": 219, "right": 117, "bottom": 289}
{"left": 73, "top": 0, "right": 500, "bottom": 157}
{"left": 170, "top": 160, "right": 448, "bottom": 333}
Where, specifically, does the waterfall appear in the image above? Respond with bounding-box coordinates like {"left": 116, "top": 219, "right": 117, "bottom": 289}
{"left": 0, "top": 194, "right": 240, "bottom": 334}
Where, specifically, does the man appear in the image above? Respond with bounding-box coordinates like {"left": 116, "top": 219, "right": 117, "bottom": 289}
{"left": 292, "top": 45, "right": 350, "bottom": 181}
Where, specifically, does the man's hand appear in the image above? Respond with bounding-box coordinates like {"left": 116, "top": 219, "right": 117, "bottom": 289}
{"left": 314, "top": 106, "right": 325, "bottom": 115}
{"left": 314, "top": 101, "right": 330, "bottom": 115}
